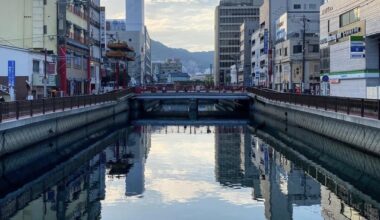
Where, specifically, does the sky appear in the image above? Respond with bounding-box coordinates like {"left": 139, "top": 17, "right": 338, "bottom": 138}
{"left": 100, "top": 0, "right": 218, "bottom": 52}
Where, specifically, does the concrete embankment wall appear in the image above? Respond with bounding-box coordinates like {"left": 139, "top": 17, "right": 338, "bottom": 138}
{"left": 249, "top": 94, "right": 380, "bottom": 157}
{"left": 0, "top": 97, "right": 130, "bottom": 157}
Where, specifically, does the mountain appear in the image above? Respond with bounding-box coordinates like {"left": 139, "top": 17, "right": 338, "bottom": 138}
{"left": 151, "top": 40, "right": 214, "bottom": 74}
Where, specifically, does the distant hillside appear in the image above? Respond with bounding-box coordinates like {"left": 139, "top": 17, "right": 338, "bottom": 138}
{"left": 151, "top": 40, "right": 214, "bottom": 74}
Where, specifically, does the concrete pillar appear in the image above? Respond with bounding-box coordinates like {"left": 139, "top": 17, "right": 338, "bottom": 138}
{"left": 189, "top": 98, "right": 198, "bottom": 120}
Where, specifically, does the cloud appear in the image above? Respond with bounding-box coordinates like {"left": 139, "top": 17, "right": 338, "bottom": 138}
{"left": 101, "top": 0, "right": 218, "bottom": 51}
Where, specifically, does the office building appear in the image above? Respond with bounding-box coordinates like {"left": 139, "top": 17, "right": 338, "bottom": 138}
{"left": 320, "top": 0, "right": 380, "bottom": 98}
{"left": 273, "top": 1, "right": 322, "bottom": 93}
{"left": 214, "top": 0, "right": 262, "bottom": 86}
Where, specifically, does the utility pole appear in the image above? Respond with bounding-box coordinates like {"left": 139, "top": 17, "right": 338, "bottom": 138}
{"left": 302, "top": 15, "right": 309, "bottom": 93}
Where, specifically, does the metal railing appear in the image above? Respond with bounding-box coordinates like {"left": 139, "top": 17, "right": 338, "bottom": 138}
{"left": 0, "top": 89, "right": 133, "bottom": 123}
{"left": 247, "top": 88, "right": 380, "bottom": 120}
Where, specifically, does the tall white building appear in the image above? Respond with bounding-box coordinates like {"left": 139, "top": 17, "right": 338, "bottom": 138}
{"left": 126, "top": 0, "right": 145, "bottom": 32}
{"left": 320, "top": 0, "right": 380, "bottom": 98}
{"left": 214, "top": 0, "right": 263, "bottom": 86}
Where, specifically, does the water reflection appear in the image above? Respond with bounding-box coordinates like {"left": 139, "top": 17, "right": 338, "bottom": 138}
{"left": 0, "top": 124, "right": 379, "bottom": 220}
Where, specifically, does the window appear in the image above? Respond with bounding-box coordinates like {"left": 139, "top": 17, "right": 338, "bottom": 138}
{"left": 67, "top": 53, "right": 72, "bottom": 68}
{"left": 284, "top": 48, "right": 288, "bottom": 56}
{"left": 309, "top": 4, "right": 316, "bottom": 9}
{"left": 309, "top": 44, "right": 319, "bottom": 53}
{"left": 327, "top": 20, "right": 330, "bottom": 33}
{"left": 33, "top": 60, "right": 40, "bottom": 73}
{"left": 293, "top": 45, "right": 302, "bottom": 54}
{"left": 43, "top": 25, "right": 47, "bottom": 34}
{"left": 294, "top": 4, "right": 301, "bottom": 9}
{"left": 74, "top": 55, "right": 82, "bottom": 69}
{"left": 340, "top": 8, "right": 360, "bottom": 27}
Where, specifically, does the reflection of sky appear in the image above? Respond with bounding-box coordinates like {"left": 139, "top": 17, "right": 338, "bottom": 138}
{"left": 101, "top": 126, "right": 265, "bottom": 220}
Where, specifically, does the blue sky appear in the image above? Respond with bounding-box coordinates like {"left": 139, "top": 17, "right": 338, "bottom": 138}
{"left": 100, "top": 0, "right": 218, "bottom": 52}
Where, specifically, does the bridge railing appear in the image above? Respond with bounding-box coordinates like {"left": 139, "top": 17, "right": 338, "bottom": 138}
{"left": 0, "top": 88, "right": 133, "bottom": 123}
{"left": 248, "top": 88, "right": 380, "bottom": 120}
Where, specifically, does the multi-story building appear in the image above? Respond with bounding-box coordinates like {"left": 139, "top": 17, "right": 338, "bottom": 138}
{"left": 239, "top": 21, "right": 259, "bottom": 86}
{"left": 0, "top": 0, "right": 92, "bottom": 96}
{"left": 100, "top": 7, "right": 107, "bottom": 85}
{"left": 320, "top": 0, "right": 380, "bottom": 98}
{"left": 106, "top": 20, "right": 152, "bottom": 85}
{"left": 251, "top": 0, "right": 323, "bottom": 89}
{"left": 214, "top": 0, "right": 262, "bottom": 86}
{"left": 89, "top": 0, "right": 102, "bottom": 94}
{"left": 273, "top": 1, "right": 322, "bottom": 93}
{"left": 152, "top": 59, "right": 183, "bottom": 83}
{"left": 251, "top": 28, "right": 268, "bottom": 86}
{"left": 58, "top": 0, "right": 91, "bottom": 96}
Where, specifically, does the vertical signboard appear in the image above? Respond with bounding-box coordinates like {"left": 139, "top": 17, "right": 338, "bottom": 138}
{"left": 350, "top": 36, "right": 365, "bottom": 59}
{"left": 8, "top": 60, "right": 15, "bottom": 87}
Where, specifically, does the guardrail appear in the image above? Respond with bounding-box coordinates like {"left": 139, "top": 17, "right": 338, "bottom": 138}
{"left": 0, "top": 89, "right": 133, "bottom": 123}
{"left": 247, "top": 88, "right": 380, "bottom": 120}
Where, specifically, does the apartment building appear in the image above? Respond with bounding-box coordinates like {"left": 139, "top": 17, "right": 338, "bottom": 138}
{"left": 251, "top": 28, "right": 268, "bottom": 86}
{"left": 214, "top": 0, "right": 262, "bottom": 86}
{"left": 89, "top": 0, "right": 102, "bottom": 94}
{"left": 320, "top": 0, "right": 380, "bottom": 98}
{"left": 0, "top": 0, "right": 92, "bottom": 96}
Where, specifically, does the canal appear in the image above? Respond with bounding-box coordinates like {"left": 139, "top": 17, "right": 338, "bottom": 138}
{"left": 0, "top": 118, "right": 379, "bottom": 219}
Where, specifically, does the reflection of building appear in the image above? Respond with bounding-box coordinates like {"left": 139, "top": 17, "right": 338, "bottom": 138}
{"left": 250, "top": 135, "right": 321, "bottom": 220}
{"left": 9, "top": 149, "right": 106, "bottom": 220}
{"left": 215, "top": 126, "right": 244, "bottom": 185}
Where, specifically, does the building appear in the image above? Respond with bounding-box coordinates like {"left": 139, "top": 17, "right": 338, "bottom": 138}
{"left": 230, "top": 64, "right": 238, "bottom": 84}
{"left": 153, "top": 59, "right": 183, "bottom": 75}
{"left": 0, "top": 45, "right": 57, "bottom": 100}
{"left": 273, "top": 1, "right": 322, "bottom": 93}
{"left": 240, "top": 21, "right": 259, "bottom": 86}
{"left": 106, "top": 19, "right": 152, "bottom": 85}
{"left": 251, "top": 28, "right": 268, "bottom": 86}
{"left": 167, "top": 72, "right": 190, "bottom": 83}
{"left": 0, "top": 0, "right": 93, "bottom": 96}
{"left": 251, "top": 0, "right": 323, "bottom": 89}
{"left": 320, "top": 0, "right": 380, "bottom": 98}
{"left": 152, "top": 59, "right": 183, "bottom": 83}
{"left": 89, "top": 0, "right": 102, "bottom": 94}
{"left": 214, "top": 0, "right": 262, "bottom": 86}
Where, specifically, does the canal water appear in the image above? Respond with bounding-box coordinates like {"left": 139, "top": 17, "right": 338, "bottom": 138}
{"left": 1, "top": 123, "right": 379, "bottom": 220}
